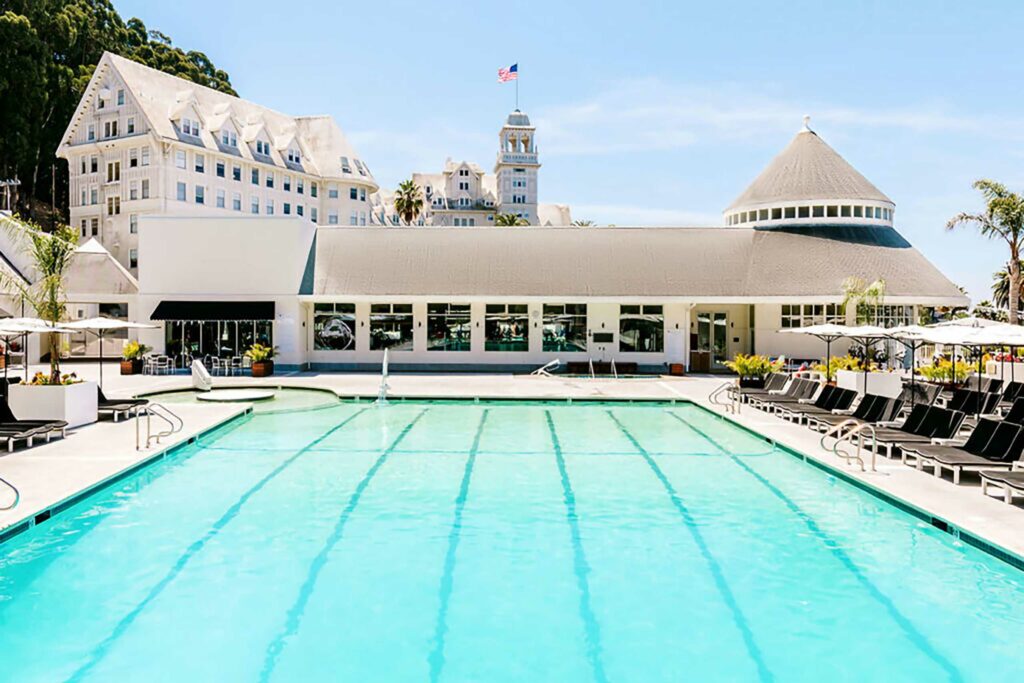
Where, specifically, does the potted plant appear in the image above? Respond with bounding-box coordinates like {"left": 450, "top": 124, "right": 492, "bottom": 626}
{"left": 245, "top": 342, "right": 276, "bottom": 377}
{"left": 120, "top": 340, "right": 150, "bottom": 375}
{"left": 724, "top": 353, "right": 782, "bottom": 388}
{"left": 0, "top": 217, "right": 98, "bottom": 428}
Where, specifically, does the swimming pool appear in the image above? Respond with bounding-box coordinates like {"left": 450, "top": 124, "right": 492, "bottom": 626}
{"left": 1, "top": 398, "right": 1022, "bottom": 681}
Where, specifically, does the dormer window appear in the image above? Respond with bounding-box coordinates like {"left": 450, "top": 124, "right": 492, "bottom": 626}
{"left": 181, "top": 117, "right": 200, "bottom": 136}
{"left": 286, "top": 148, "right": 301, "bottom": 164}
{"left": 221, "top": 130, "right": 238, "bottom": 147}
{"left": 255, "top": 140, "right": 270, "bottom": 156}
{"left": 340, "top": 156, "right": 352, "bottom": 174}
{"left": 117, "top": 89, "right": 125, "bottom": 106}
{"left": 354, "top": 159, "right": 366, "bottom": 176}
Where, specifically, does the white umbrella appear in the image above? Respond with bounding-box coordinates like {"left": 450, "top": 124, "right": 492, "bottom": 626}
{"left": 0, "top": 320, "right": 75, "bottom": 386}
{"left": 780, "top": 323, "right": 853, "bottom": 375}
{"left": 62, "top": 318, "right": 157, "bottom": 387}
{"left": 932, "top": 316, "right": 1003, "bottom": 329}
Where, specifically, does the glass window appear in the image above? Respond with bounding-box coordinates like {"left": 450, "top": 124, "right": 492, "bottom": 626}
{"left": 216, "top": 189, "right": 225, "bottom": 208}
{"left": 176, "top": 182, "right": 186, "bottom": 201}
{"left": 195, "top": 154, "right": 205, "bottom": 173}
{"left": 619, "top": 305, "right": 663, "bottom": 352}
{"left": 232, "top": 165, "right": 241, "bottom": 181}
{"left": 284, "top": 176, "right": 292, "bottom": 192}
{"left": 313, "top": 303, "right": 356, "bottom": 350}
{"left": 328, "top": 183, "right": 338, "bottom": 198}
{"left": 266, "top": 172, "right": 274, "bottom": 189}
{"left": 427, "top": 303, "right": 471, "bottom": 351}
{"left": 232, "top": 192, "right": 241, "bottom": 211}
{"left": 251, "top": 196, "right": 259, "bottom": 214}
{"left": 853, "top": 205, "right": 863, "bottom": 218}
{"left": 771, "top": 207, "right": 782, "bottom": 220}
{"left": 841, "top": 205, "right": 851, "bottom": 217}
{"left": 543, "top": 304, "right": 587, "bottom": 352}
{"left": 129, "top": 214, "right": 137, "bottom": 233}
{"left": 129, "top": 249, "right": 138, "bottom": 269}
{"left": 194, "top": 185, "right": 204, "bottom": 204}
{"left": 812, "top": 206, "right": 825, "bottom": 218}
{"left": 175, "top": 150, "right": 186, "bottom": 169}
{"left": 784, "top": 206, "right": 796, "bottom": 219}
{"left": 798, "top": 206, "right": 810, "bottom": 218}
{"left": 369, "top": 304, "right": 414, "bottom": 351}
{"left": 216, "top": 161, "right": 225, "bottom": 178}
{"left": 827, "top": 205, "right": 838, "bottom": 217}
{"left": 251, "top": 168, "right": 259, "bottom": 185}
{"left": 350, "top": 187, "right": 358, "bottom": 200}
{"left": 485, "top": 304, "right": 528, "bottom": 352}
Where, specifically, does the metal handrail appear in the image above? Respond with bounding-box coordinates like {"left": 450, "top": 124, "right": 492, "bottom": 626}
{"left": 709, "top": 379, "right": 740, "bottom": 414}
{"left": 819, "top": 418, "right": 861, "bottom": 450}
{"left": 531, "top": 359, "right": 560, "bottom": 376}
{"left": 831, "top": 422, "right": 878, "bottom": 472}
{"left": 610, "top": 359, "right": 618, "bottom": 379}
{"left": 588, "top": 358, "right": 596, "bottom": 379}
{"left": 136, "top": 402, "right": 184, "bottom": 450}
{"left": 0, "top": 475, "right": 18, "bottom": 511}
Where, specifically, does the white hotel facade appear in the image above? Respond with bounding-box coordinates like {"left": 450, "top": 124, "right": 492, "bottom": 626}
{"left": 39, "top": 53, "right": 967, "bottom": 373}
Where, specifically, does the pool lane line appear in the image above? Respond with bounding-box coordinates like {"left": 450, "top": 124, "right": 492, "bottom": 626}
{"left": 64, "top": 406, "right": 372, "bottom": 683}
{"left": 545, "top": 410, "right": 609, "bottom": 683}
{"left": 663, "top": 410, "right": 964, "bottom": 682}
{"left": 427, "top": 409, "right": 490, "bottom": 682}
{"left": 605, "top": 410, "right": 774, "bottom": 683}
{"left": 258, "top": 408, "right": 430, "bottom": 682}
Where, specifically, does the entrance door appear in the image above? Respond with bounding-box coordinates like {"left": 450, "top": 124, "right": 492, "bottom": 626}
{"left": 697, "top": 312, "right": 728, "bottom": 369}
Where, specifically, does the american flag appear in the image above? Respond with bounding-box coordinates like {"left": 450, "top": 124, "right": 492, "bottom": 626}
{"left": 497, "top": 64, "right": 518, "bottom": 83}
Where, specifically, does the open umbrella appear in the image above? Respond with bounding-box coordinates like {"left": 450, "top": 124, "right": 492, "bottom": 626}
{"left": 62, "top": 318, "right": 157, "bottom": 387}
{"left": 886, "top": 325, "right": 936, "bottom": 409}
{"left": 0, "top": 319, "right": 74, "bottom": 386}
{"left": 779, "top": 323, "right": 851, "bottom": 375}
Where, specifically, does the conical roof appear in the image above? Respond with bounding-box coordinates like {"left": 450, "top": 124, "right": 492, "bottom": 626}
{"left": 727, "top": 121, "right": 892, "bottom": 211}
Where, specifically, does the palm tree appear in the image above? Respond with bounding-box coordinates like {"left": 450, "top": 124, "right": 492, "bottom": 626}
{"left": 842, "top": 276, "right": 886, "bottom": 325}
{"left": 393, "top": 180, "right": 423, "bottom": 226}
{"left": 0, "top": 216, "right": 78, "bottom": 382}
{"left": 494, "top": 213, "right": 528, "bottom": 227}
{"left": 947, "top": 180, "right": 1024, "bottom": 324}
{"left": 992, "top": 262, "right": 1024, "bottom": 310}
{"left": 571, "top": 219, "right": 595, "bottom": 227}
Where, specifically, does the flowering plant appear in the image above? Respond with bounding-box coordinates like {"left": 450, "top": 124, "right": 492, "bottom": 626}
{"left": 23, "top": 371, "right": 81, "bottom": 386}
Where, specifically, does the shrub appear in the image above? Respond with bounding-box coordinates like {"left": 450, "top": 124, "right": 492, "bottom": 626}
{"left": 917, "top": 359, "right": 971, "bottom": 384}
{"left": 813, "top": 355, "right": 873, "bottom": 380}
{"left": 121, "top": 340, "right": 151, "bottom": 360}
{"left": 724, "top": 354, "right": 782, "bottom": 379}
{"left": 244, "top": 343, "right": 276, "bottom": 363}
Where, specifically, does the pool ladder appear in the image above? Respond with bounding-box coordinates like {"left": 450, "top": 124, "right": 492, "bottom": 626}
{"left": 135, "top": 403, "right": 185, "bottom": 450}
{"left": 0, "top": 474, "right": 18, "bottom": 511}
{"left": 709, "top": 380, "right": 740, "bottom": 414}
{"left": 820, "top": 420, "right": 877, "bottom": 472}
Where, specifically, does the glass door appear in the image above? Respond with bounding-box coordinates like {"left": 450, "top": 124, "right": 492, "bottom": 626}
{"left": 697, "top": 312, "right": 729, "bottom": 369}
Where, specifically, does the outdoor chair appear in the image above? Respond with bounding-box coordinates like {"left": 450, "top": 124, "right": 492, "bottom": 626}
{"left": 733, "top": 372, "right": 790, "bottom": 402}
{"left": 0, "top": 400, "right": 67, "bottom": 452}
{"left": 807, "top": 394, "right": 904, "bottom": 433}
{"left": 97, "top": 387, "right": 149, "bottom": 422}
{"left": 979, "top": 463, "right": 1024, "bottom": 504}
{"left": 866, "top": 405, "right": 967, "bottom": 461}
{"left": 777, "top": 387, "right": 858, "bottom": 425}
{"left": 908, "top": 419, "right": 1024, "bottom": 484}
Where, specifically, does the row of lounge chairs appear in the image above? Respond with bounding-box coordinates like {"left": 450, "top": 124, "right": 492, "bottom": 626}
{"left": 737, "top": 371, "right": 1024, "bottom": 505}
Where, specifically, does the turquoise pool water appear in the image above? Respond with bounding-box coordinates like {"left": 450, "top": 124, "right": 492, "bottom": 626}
{"left": 1, "top": 398, "right": 1023, "bottom": 682}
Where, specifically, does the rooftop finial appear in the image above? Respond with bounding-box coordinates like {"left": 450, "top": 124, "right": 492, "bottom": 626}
{"left": 801, "top": 115, "right": 812, "bottom": 132}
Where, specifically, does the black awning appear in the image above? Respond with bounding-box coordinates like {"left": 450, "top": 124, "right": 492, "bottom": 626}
{"left": 150, "top": 301, "right": 275, "bottom": 321}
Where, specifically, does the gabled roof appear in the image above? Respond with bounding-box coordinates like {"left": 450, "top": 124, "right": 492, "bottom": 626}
{"left": 309, "top": 225, "right": 965, "bottom": 304}
{"left": 727, "top": 121, "right": 892, "bottom": 211}
{"left": 66, "top": 238, "right": 138, "bottom": 295}
{"left": 62, "top": 52, "right": 376, "bottom": 189}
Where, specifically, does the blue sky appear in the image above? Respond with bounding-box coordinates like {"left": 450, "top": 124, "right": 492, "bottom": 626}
{"left": 116, "top": 0, "right": 1024, "bottom": 304}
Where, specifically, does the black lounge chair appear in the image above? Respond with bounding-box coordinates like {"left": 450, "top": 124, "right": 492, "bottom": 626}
{"left": 97, "top": 387, "right": 149, "bottom": 422}
{"left": 750, "top": 377, "right": 820, "bottom": 411}
{"left": 979, "top": 467, "right": 1024, "bottom": 504}
{"left": 731, "top": 372, "right": 789, "bottom": 402}
{"left": 807, "top": 394, "right": 904, "bottom": 433}
{"left": 776, "top": 386, "right": 857, "bottom": 425}
{"left": 897, "top": 382, "right": 941, "bottom": 410}
{"left": 862, "top": 405, "right": 967, "bottom": 461}
{"left": 1001, "top": 397, "right": 1024, "bottom": 424}
{"left": 999, "top": 381, "right": 1024, "bottom": 408}
{"left": 0, "top": 399, "right": 67, "bottom": 452}
{"left": 915, "top": 420, "right": 1024, "bottom": 484}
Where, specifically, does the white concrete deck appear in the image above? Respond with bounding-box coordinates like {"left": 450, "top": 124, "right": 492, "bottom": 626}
{"left": 1, "top": 361, "right": 1022, "bottom": 564}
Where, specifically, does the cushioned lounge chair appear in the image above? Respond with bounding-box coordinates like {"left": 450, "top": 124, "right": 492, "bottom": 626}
{"left": 862, "top": 405, "right": 967, "bottom": 461}
{"left": 750, "top": 378, "right": 820, "bottom": 411}
{"left": 0, "top": 399, "right": 67, "bottom": 451}
{"left": 731, "top": 372, "right": 789, "bottom": 402}
{"left": 776, "top": 386, "right": 857, "bottom": 425}
{"left": 97, "top": 387, "right": 149, "bottom": 422}
{"left": 807, "top": 395, "right": 903, "bottom": 433}
{"left": 923, "top": 421, "right": 1024, "bottom": 484}
{"left": 979, "top": 467, "right": 1024, "bottom": 504}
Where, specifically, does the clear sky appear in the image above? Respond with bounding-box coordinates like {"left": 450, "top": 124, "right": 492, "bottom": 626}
{"left": 115, "top": 0, "right": 1024, "bottom": 304}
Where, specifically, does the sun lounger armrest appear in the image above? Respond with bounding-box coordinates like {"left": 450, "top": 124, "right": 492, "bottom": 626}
{"left": 798, "top": 398, "right": 815, "bottom": 404}
{"left": 876, "top": 420, "right": 902, "bottom": 428}
{"left": 831, "top": 408, "right": 855, "bottom": 415}
{"left": 931, "top": 438, "right": 967, "bottom": 446}
{"left": 768, "top": 389, "right": 785, "bottom": 395}
{"left": 1013, "top": 461, "right": 1024, "bottom": 471}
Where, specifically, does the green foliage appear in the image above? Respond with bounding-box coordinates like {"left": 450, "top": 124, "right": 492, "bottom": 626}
{"left": 917, "top": 359, "right": 971, "bottom": 384}
{"left": 0, "top": 215, "right": 78, "bottom": 381}
{"left": 842, "top": 277, "right": 886, "bottom": 325}
{"left": 723, "top": 353, "right": 782, "bottom": 379}
{"left": 0, "top": 1, "right": 235, "bottom": 225}
{"left": 571, "top": 219, "right": 594, "bottom": 226}
{"left": 495, "top": 213, "right": 529, "bottom": 226}
{"left": 244, "top": 343, "right": 275, "bottom": 363}
{"left": 393, "top": 180, "right": 423, "bottom": 225}
{"left": 813, "top": 355, "right": 870, "bottom": 380}
{"left": 24, "top": 371, "right": 80, "bottom": 386}
{"left": 121, "top": 339, "right": 150, "bottom": 360}
{"left": 947, "top": 179, "right": 1024, "bottom": 324}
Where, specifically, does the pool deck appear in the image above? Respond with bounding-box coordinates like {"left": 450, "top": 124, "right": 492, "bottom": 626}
{"left": 1, "top": 362, "right": 1023, "bottom": 564}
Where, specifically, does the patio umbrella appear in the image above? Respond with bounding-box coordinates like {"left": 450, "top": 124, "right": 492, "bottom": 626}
{"left": 62, "top": 318, "right": 157, "bottom": 387}
{"left": 779, "top": 323, "right": 851, "bottom": 375}
{"left": 0, "top": 320, "right": 74, "bottom": 386}
{"left": 931, "top": 316, "right": 1002, "bottom": 328}
{"left": 886, "top": 325, "right": 935, "bottom": 409}
{"left": 833, "top": 326, "right": 890, "bottom": 394}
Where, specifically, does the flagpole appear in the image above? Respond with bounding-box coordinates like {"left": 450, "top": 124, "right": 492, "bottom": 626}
{"left": 516, "top": 72, "right": 519, "bottom": 110}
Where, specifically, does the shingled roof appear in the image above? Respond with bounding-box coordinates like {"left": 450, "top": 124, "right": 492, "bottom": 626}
{"left": 727, "top": 124, "right": 892, "bottom": 211}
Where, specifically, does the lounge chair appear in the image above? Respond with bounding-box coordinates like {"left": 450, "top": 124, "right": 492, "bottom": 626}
{"left": 897, "top": 382, "right": 941, "bottom": 410}
{"left": 775, "top": 386, "right": 858, "bottom": 425}
{"left": 0, "top": 399, "right": 67, "bottom": 448}
{"left": 864, "top": 406, "right": 966, "bottom": 461}
{"left": 911, "top": 419, "right": 1024, "bottom": 484}
{"left": 733, "top": 372, "right": 790, "bottom": 403}
{"left": 807, "top": 394, "right": 904, "bottom": 434}
{"left": 749, "top": 377, "right": 820, "bottom": 411}
{"left": 979, "top": 466, "right": 1024, "bottom": 504}
{"left": 999, "top": 381, "right": 1024, "bottom": 409}
{"left": 1001, "top": 397, "right": 1024, "bottom": 424}
{"left": 97, "top": 387, "right": 149, "bottom": 422}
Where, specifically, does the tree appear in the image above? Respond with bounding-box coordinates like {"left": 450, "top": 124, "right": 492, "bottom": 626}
{"left": 841, "top": 277, "right": 886, "bottom": 325}
{"left": 393, "top": 180, "right": 423, "bottom": 225}
{"left": 495, "top": 213, "right": 529, "bottom": 226}
{"left": 0, "top": 2, "right": 235, "bottom": 226}
{"left": 0, "top": 215, "right": 79, "bottom": 382}
{"left": 571, "top": 219, "right": 594, "bottom": 227}
{"left": 992, "top": 262, "right": 1024, "bottom": 313}
{"left": 947, "top": 179, "right": 1024, "bottom": 325}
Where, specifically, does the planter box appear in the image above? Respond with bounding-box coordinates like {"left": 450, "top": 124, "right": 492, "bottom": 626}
{"left": 738, "top": 377, "right": 766, "bottom": 389}
{"left": 251, "top": 361, "right": 274, "bottom": 378}
{"left": 8, "top": 380, "right": 98, "bottom": 429}
{"left": 835, "top": 369, "right": 902, "bottom": 398}
{"left": 120, "top": 359, "right": 142, "bottom": 375}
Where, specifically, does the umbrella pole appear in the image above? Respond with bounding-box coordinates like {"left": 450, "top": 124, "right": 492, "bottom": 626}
{"left": 978, "top": 344, "right": 984, "bottom": 419}
{"left": 98, "top": 331, "right": 103, "bottom": 389}
{"left": 826, "top": 337, "right": 832, "bottom": 380}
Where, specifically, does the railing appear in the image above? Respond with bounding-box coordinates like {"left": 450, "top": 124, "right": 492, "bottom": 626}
{"left": 820, "top": 419, "right": 877, "bottom": 472}
{"left": 136, "top": 403, "right": 184, "bottom": 450}
{"left": 0, "top": 475, "right": 18, "bottom": 511}
{"left": 610, "top": 359, "right": 618, "bottom": 379}
{"left": 709, "top": 380, "right": 740, "bottom": 414}
{"left": 588, "top": 358, "right": 596, "bottom": 379}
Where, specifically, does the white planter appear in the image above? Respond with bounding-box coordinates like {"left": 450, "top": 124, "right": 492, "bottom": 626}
{"left": 8, "top": 381, "right": 99, "bottom": 429}
{"left": 835, "top": 369, "right": 903, "bottom": 398}
{"left": 985, "top": 361, "right": 1024, "bottom": 383}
